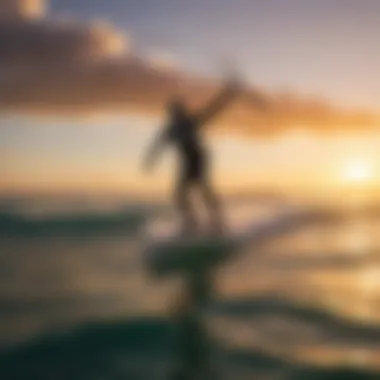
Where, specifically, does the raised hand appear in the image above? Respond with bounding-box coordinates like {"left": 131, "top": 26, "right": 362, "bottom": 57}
{"left": 220, "top": 61, "right": 245, "bottom": 94}
{"left": 220, "top": 59, "right": 271, "bottom": 112}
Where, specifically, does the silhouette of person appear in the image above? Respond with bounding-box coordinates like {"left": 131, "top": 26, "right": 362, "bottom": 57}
{"left": 143, "top": 74, "right": 241, "bottom": 234}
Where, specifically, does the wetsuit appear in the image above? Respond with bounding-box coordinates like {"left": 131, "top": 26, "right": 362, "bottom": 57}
{"left": 144, "top": 82, "right": 241, "bottom": 232}
{"left": 166, "top": 114, "right": 208, "bottom": 183}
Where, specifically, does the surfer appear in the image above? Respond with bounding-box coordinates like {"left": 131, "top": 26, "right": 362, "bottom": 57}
{"left": 142, "top": 73, "right": 241, "bottom": 235}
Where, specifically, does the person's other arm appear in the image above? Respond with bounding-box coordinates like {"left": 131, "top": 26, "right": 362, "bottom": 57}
{"left": 142, "top": 128, "right": 169, "bottom": 173}
{"left": 195, "top": 80, "right": 239, "bottom": 127}
{"left": 195, "top": 72, "right": 270, "bottom": 128}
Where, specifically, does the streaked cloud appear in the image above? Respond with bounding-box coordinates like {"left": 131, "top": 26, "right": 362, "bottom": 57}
{"left": 0, "top": 0, "right": 378, "bottom": 137}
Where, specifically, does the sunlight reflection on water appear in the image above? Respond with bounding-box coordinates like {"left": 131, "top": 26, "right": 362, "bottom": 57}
{"left": 1, "top": 201, "right": 380, "bottom": 371}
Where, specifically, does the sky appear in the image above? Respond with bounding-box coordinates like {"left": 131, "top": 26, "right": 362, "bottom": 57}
{"left": 50, "top": 0, "right": 380, "bottom": 109}
{"left": 1, "top": 0, "right": 380, "bottom": 198}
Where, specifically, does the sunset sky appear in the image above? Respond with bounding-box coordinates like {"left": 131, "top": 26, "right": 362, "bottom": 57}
{"left": 1, "top": 0, "right": 380, "bottom": 198}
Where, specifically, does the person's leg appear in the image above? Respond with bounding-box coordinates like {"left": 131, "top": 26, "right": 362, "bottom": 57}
{"left": 174, "top": 173, "right": 198, "bottom": 234}
{"left": 199, "top": 178, "right": 224, "bottom": 234}
{"left": 192, "top": 152, "right": 224, "bottom": 233}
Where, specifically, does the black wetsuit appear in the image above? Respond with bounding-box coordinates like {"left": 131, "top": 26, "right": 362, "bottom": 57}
{"left": 148, "top": 84, "right": 238, "bottom": 231}
{"left": 167, "top": 115, "right": 207, "bottom": 182}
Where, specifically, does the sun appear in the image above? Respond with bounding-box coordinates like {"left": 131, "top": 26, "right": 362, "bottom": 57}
{"left": 342, "top": 160, "right": 374, "bottom": 183}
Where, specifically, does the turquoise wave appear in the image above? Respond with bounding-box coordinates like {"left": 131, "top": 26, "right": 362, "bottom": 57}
{"left": 0, "top": 209, "right": 148, "bottom": 237}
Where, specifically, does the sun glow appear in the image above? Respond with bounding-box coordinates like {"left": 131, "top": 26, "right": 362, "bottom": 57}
{"left": 342, "top": 160, "right": 374, "bottom": 184}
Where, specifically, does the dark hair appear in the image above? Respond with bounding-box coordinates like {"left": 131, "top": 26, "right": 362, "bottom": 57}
{"left": 167, "top": 96, "right": 187, "bottom": 116}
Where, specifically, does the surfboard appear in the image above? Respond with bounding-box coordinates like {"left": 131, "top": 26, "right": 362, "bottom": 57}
{"left": 143, "top": 205, "right": 317, "bottom": 277}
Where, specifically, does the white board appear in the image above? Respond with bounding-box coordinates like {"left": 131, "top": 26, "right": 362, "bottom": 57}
{"left": 142, "top": 205, "right": 316, "bottom": 277}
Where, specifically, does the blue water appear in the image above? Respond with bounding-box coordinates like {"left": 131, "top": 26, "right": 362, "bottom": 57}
{"left": 1, "top": 197, "right": 380, "bottom": 379}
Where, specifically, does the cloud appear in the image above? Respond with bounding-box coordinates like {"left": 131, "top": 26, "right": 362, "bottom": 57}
{"left": 145, "top": 50, "right": 179, "bottom": 71}
{"left": 0, "top": 0, "right": 47, "bottom": 21}
{"left": 0, "top": 1, "right": 378, "bottom": 137}
{"left": 0, "top": 19, "right": 129, "bottom": 67}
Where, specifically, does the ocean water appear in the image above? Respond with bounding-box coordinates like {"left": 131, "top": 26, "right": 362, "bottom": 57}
{"left": 0, "top": 197, "right": 380, "bottom": 380}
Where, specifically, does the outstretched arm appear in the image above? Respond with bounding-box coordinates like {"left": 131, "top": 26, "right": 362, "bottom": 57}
{"left": 142, "top": 129, "right": 168, "bottom": 173}
{"left": 195, "top": 78, "right": 240, "bottom": 127}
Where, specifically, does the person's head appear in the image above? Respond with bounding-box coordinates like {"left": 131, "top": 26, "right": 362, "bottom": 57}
{"left": 167, "top": 96, "right": 188, "bottom": 120}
